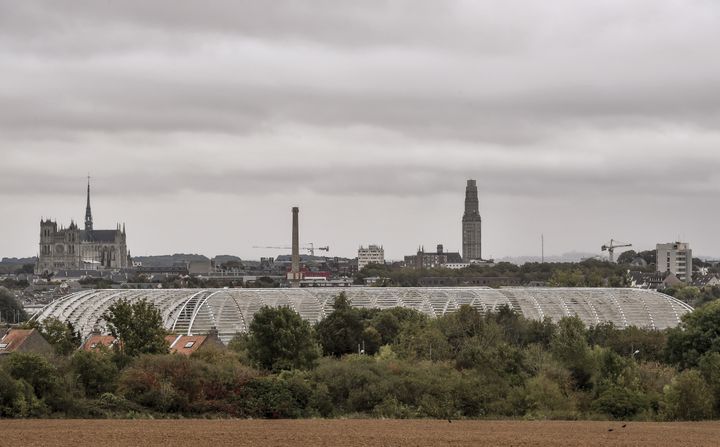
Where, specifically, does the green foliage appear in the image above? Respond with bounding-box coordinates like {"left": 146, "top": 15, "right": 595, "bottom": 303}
{"left": 0, "top": 367, "right": 45, "bottom": 417}
{"left": 26, "top": 317, "right": 81, "bottom": 355}
{"left": 587, "top": 323, "right": 667, "bottom": 362}
{"left": 9, "top": 297, "right": 720, "bottom": 421}
{"left": 661, "top": 369, "right": 714, "bottom": 420}
{"left": 247, "top": 306, "right": 320, "bottom": 371}
{"left": 666, "top": 300, "right": 720, "bottom": 368}
{"left": 3, "top": 353, "right": 61, "bottom": 397}
{"left": 235, "top": 375, "right": 310, "bottom": 418}
{"left": 316, "top": 293, "right": 365, "bottom": 356}
{"left": 592, "top": 385, "right": 649, "bottom": 419}
{"left": 0, "top": 286, "right": 27, "bottom": 323}
{"left": 699, "top": 352, "right": 720, "bottom": 414}
{"left": 70, "top": 351, "right": 119, "bottom": 397}
{"left": 551, "top": 317, "right": 594, "bottom": 389}
{"left": 102, "top": 298, "right": 168, "bottom": 357}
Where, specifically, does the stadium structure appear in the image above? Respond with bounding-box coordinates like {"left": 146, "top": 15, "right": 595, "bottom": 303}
{"left": 32, "top": 287, "right": 693, "bottom": 343}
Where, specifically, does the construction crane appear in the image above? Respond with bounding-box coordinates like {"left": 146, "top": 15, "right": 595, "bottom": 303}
{"left": 601, "top": 239, "right": 632, "bottom": 263}
{"left": 253, "top": 242, "right": 330, "bottom": 256}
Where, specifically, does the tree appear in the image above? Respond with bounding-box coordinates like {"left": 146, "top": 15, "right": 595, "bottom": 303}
{"left": 550, "top": 317, "right": 594, "bottom": 389}
{"left": 70, "top": 351, "right": 119, "bottom": 397}
{"left": 316, "top": 293, "right": 364, "bottom": 356}
{"left": 616, "top": 250, "right": 638, "bottom": 265}
{"left": 0, "top": 287, "right": 27, "bottom": 323}
{"left": 247, "top": 306, "right": 320, "bottom": 371}
{"left": 27, "top": 317, "right": 81, "bottom": 356}
{"left": 102, "top": 298, "right": 168, "bottom": 357}
{"left": 666, "top": 300, "right": 720, "bottom": 368}
{"left": 661, "top": 369, "right": 714, "bottom": 420}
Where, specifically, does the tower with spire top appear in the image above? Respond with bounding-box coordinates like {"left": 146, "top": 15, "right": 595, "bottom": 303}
{"left": 85, "top": 176, "right": 93, "bottom": 232}
{"left": 462, "top": 179, "right": 482, "bottom": 261}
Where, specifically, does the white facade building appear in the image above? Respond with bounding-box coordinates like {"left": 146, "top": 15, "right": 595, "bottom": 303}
{"left": 358, "top": 245, "right": 385, "bottom": 271}
{"left": 656, "top": 242, "right": 693, "bottom": 283}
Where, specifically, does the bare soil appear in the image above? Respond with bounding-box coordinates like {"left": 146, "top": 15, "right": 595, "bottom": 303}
{"left": 1, "top": 419, "right": 719, "bottom": 447}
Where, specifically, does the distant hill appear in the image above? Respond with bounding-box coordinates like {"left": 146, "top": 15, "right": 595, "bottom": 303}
{"left": 213, "top": 255, "right": 243, "bottom": 265}
{"left": 497, "top": 252, "right": 600, "bottom": 265}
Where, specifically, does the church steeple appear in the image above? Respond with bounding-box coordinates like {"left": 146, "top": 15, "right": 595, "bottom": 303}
{"left": 85, "top": 176, "right": 93, "bottom": 231}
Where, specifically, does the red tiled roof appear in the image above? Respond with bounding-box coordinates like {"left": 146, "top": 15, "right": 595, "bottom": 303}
{"left": 81, "top": 335, "right": 118, "bottom": 352}
{"left": 0, "top": 329, "right": 36, "bottom": 354}
{"left": 166, "top": 334, "right": 208, "bottom": 356}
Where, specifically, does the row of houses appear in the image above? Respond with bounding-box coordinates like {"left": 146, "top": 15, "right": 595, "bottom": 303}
{"left": 628, "top": 270, "right": 720, "bottom": 290}
{"left": 0, "top": 327, "right": 224, "bottom": 357}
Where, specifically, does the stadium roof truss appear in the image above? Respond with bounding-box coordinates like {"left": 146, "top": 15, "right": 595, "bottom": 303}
{"left": 31, "top": 287, "right": 693, "bottom": 343}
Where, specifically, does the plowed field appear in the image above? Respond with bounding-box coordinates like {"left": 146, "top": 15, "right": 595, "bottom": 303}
{"left": 1, "top": 419, "right": 719, "bottom": 446}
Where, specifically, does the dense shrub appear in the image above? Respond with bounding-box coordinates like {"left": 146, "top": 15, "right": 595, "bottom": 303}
{"left": 70, "top": 351, "right": 119, "bottom": 397}
{"left": 661, "top": 370, "right": 714, "bottom": 420}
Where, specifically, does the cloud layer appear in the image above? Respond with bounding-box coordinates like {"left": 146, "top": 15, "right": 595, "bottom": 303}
{"left": 1, "top": 1, "right": 719, "bottom": 259}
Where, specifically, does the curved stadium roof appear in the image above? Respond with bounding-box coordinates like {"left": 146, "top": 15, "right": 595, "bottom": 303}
{"left": 32, "top": 287, "right": 693, "bottom": 343}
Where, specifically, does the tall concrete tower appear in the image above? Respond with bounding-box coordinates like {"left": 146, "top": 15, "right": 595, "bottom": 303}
{"left": 290, "top": 206, "right": 301, "bottom": 287}
{"left": 462, "top": 179, "right": 482, "bottom": 261}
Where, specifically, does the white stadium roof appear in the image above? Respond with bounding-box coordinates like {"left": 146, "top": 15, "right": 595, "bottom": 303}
{"left": 32, "top": 287, "right": 693, "bottom": 343}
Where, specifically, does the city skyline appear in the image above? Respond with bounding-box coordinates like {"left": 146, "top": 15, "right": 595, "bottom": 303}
{"left": 2, "top": 1, "right": 720, "bottom": 259}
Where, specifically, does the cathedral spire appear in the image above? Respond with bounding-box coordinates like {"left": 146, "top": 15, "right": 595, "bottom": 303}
{"left": 85, "top": 176, "right": 93, "bottom": 231}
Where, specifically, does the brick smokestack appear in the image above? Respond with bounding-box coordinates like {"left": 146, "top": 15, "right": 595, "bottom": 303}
{"left": 291, "top": 206, "right": 300, "bottom": 287}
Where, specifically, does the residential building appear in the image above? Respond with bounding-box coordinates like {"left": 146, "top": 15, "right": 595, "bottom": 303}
{"left": 656, "top": 242, "right": 693, "bottom": 282}
{"left": 628, "top": 271, "right": 682, "bottom": 290}
{"left": 81, "top": 334, "right": 119, "bottom": 352}
{"left": 0, "top": 328, "right": 54, "bottom": 356}
{"left": 165, "top": 332, "right": 224, "bottom": 356}
{"left": 357, "top": 245, "right": 385, "bottom": 271}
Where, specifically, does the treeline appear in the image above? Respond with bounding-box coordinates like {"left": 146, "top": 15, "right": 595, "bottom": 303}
{"left": 3, "top": 294, "right": 720, "bottom": 420}
{"left": 356, "top": 259, "right": 637, "bottom": 287}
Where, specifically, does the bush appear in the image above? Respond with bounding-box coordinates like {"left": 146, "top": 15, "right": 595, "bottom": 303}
{"left": 70, "top": 351, "right": 119, "bottom": 397}
{"left": 661, "top": 370, "right": 714, "bottom": 420}
{"left": 236, "top": 376, "right": 307, "bottom": 418}
{"left": 247, "top": 306, "right": 320, "bottom": 371}
{"left": 592, "top": 386, "right": 649, "bottom": 419}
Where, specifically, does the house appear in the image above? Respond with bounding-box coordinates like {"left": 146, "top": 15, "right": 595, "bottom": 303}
{"left": 81, "top": 334, "right": 119, "bottom": 352}
{"left": 0, "top": 328, "right": 54, "bottom": 356}
{"left": 165, "top": 331, "right": 224, "bottom": 356}
{"left": 692, "top": 275, "right": 720, "bottom": 289}
{"left": 628, "top": 271, "right": 681, "bottom": 290}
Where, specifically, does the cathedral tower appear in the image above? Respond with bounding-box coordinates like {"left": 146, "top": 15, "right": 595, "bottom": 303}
{"left": 85, "top": 177, "right": 93, "bottom": 231}
{"left": 462, "top": 179, "right": 482, "bottom": 261}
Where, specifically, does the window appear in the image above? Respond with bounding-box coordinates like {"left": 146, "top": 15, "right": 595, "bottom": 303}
{"left": 184, "top": 341, "right": 195, "bottom": 348}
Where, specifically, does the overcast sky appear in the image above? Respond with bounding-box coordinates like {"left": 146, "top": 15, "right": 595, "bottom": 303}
{"left": 1, "top": 1, "right": 720, "bottom": 261}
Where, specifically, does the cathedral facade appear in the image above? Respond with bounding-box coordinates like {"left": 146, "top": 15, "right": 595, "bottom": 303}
{"left": 36, "top": 181, "right": 130, "bottom": 274}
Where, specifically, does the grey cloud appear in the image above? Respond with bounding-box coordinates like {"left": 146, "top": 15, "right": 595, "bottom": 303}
{"left": 2, "top": 1, "right": 720, "bottom": 257}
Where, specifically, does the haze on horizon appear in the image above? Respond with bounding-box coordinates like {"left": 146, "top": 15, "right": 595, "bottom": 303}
{"left": 1, "top": 1, "right": 720, "bottom": 261}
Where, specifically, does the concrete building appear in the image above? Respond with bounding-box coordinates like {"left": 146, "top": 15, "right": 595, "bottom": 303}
{"left": 462, "top": 179, "right": 482, "bottom": 261}
{"left": 36, "top": 180, "right": 130, "bottom": 274}
{"left": 656, "top": 242, "right": 693, "bottom": 282}
{"left": 357, "top": 245, "right": 385, "bottom": 271}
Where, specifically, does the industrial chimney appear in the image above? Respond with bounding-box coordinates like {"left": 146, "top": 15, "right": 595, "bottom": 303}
{"left": 290, "top": 206, "right": 301, "bottom": 287}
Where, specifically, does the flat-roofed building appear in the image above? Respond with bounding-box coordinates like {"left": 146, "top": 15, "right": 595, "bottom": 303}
{"left": 657, "top": 242, "right": 692, "bottom": 282}
{"left": 358, "top": 245, "right": 384, "bottom": 271}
